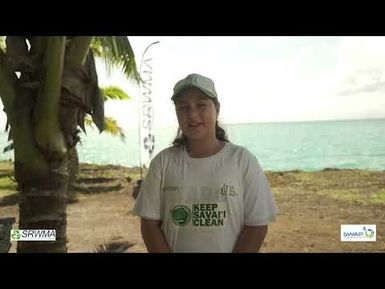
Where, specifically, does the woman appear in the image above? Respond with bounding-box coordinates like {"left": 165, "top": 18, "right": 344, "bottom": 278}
{"left": 133, "top": 73, "right": 278, "bottom": 253}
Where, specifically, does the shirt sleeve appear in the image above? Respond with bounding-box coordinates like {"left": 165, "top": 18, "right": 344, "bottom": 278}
{"left": 242, "top": 152, "right": 278, "bottom": 226}
{"left": 132, "top": 156, "right": 162, "bottom": 220}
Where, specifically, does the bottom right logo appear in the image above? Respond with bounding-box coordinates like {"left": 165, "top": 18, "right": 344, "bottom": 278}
{"left": 341, "top": 224, "right": 376, "bottom": 242}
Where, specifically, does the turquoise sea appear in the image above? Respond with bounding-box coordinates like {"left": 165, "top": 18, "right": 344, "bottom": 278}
{"left": 1, "top": 119, "right": 385, "bottom": 171}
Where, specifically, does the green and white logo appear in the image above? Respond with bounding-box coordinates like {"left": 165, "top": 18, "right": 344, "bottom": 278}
{"left": 171, "top": 205, "right": 191, "bottom": 226}
{"left": 10, "top": 229, "right": 21, "bottom": 241}
{"left": 341, "top": 224, "right": 376, "bottom": 242}
{"left": 10, "top": 229, "right": 56, "bottom": 241}
{"left": 363, "top": 226, "right": 375, "bottom": 238}
{"left": 171, "top": 202, "right": 227, "bottom": 228}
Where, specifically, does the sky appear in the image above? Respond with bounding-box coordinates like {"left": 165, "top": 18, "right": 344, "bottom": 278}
{"left": 99, "top": 36, "right": 385, "bottom": 130}
{"left": 1, "top": 36, "right": 385, "bottom": 131}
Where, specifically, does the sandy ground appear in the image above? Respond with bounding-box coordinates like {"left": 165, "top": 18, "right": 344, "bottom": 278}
{"left": 1, "top": 163, "right": 385, "bottom": 253}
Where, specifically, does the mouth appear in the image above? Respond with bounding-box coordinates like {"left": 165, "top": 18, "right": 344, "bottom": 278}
{"left": 188, "top": 123, "right": 202, "bottom": 128}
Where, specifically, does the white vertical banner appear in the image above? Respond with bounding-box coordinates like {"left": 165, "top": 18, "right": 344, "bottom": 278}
{"left": 138, "top": 41, "right": 159, "bottom": 169}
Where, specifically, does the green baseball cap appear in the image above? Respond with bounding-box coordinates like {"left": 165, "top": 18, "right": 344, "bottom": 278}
{"left": 171, "top": 73, "right": 217, "bottom": 101}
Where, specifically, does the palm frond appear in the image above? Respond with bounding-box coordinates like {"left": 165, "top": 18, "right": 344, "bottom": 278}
{"left": 0, "top": 36, "right": 5, "bottom": 54}
{"left": 3, "top": 142, "right": 14, "bottom": 153}
{"left": 90, "top": 38, "right": 103, "bottom": 58}
{"left": 92, "top": 36, "right": 141, "bottom": 83}
{"left": 101, "top": 85, "right": 131, "bottom": 101}
{"left": 104, "top": 116, "right": 125, "bottom": 140}
{"left": 94, "top": 240, "right": 135, "bottom": 253}
{"left": 84, "top": 116, "right": 125, "bottom": 140}
{"left": 84, "top": 117, "right": 93, "bottom": 127}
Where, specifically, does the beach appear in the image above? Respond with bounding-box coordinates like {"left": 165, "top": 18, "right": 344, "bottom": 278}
{"left": 1, "top": 161, "right": 384, "bottom": 253}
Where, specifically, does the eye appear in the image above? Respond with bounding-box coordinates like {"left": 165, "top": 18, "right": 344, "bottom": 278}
{"left": 198, "top": 103, "right": 207, "bottom": 107}
{"left": 178, "top": 106, "right": 187, "bottom": 111}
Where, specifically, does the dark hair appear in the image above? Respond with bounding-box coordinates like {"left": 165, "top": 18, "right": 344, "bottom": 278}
{"left": 172, "top": 96, "right": 229, "bottom": 147}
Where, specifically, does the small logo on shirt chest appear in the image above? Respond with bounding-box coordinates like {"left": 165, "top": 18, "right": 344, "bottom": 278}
{"left": 220, "top": 184, "right": 237, "bottom": 196}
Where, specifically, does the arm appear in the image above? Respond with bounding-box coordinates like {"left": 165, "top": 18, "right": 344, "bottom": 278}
{"left": 233, "top": 225, "right": 268, "bottom": 253}
{"left": 141, "top": 218, "right": 171, "bottom": 253}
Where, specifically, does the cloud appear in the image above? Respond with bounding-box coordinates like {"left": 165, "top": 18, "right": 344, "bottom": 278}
{"left": 335, "top": 37, "right": 385, "bottom": 97}
{"left": 337, "top": 69, "right": 385, "bottom": 96}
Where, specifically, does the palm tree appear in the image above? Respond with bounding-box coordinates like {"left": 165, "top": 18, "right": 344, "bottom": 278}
{"left": 0, "top": 36, "right": 140, "bottom": 252}
{"left": 66, "top": 85, "right": 131, "bottom": 203}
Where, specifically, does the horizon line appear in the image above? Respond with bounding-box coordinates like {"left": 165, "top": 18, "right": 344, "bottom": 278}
{"left": 224, "top": 117, "right": 385, "bottom": 126}
{"left": 146, "top": 117, "right": 385, "bottom": 128}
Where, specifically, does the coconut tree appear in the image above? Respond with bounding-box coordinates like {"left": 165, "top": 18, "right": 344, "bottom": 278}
{"left": 0, "top": 36, "right": 140, "bottom": 252}
{"left": 70, "top": 85, "right": 131, "bottom": 173}
{"left": 66, "top": 85, "right": 131, "bottom": 203}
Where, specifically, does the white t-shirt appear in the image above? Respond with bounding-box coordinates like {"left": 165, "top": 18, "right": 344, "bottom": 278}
{"left": 133, "top": 142, "right": 278, "bottom": 253}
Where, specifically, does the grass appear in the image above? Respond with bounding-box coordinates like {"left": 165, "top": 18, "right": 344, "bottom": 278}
{"left": 2, "top": 160, "right": 384, "bottom": 206}
{"left": 370, "top": 190, "right": 385, "bottom": 204}
{"left": 267, "top": 169, "right": 385, "bottom": 206}
{"left": 322, "top": 189, "right": 385, "bottom": 205}
{"left": 0, "top": 161, "right": 17, "bottom": 198}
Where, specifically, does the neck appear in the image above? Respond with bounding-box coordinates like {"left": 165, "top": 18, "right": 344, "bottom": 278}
{"left": 186, "top": 138, "right": 224, "bottom": 158}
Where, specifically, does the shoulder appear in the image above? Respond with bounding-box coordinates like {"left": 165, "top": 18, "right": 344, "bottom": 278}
{"left": 151, "top": 145, "right": 183, "bottom": 165}
{"left": 225, "top": 142, "right": 257, "bottom": 162}
{"left": 225, "top": 142, "right": 265, "bottom": 175}
{"left": 156, "top": 145, "right": 182, "bottom": 158}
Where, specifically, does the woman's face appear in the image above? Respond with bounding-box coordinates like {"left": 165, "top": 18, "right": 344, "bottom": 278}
{"left": 174, "top": 88, "right": 219, "bottom": 143}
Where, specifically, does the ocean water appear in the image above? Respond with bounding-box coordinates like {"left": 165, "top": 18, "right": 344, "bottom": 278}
{"left": 1, "top": 119, "right": 385, "bottom": 171}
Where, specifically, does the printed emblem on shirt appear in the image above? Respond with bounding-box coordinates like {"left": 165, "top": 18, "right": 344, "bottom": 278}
{"left": 219, "top": 184, "right": 237, "bottom": 197}
{"left": 171, "top": 205, "right": 191, "bottom": 226}
{"left": 171, "top": 202, "right": 227, "bottom": 228}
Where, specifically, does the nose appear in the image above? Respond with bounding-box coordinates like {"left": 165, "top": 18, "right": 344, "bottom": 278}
{"left": 186, "top": 106, "right": 199, "bottom": 118}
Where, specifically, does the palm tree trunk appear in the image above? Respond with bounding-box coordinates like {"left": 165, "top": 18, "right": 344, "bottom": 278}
{"left": 67, "top": 147, "right": 79, "bottom": 203}
{"left": 17, "top": 162, "right": 69, "bottom": 252}
{"left": 15, "top": 88, "right": 69, "bottom": 252}
{"left": 15, "top": 37, "right": 69, "bottom": 253}
{"left": 68, "top": 146, "right": 79, "bottom": 182}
